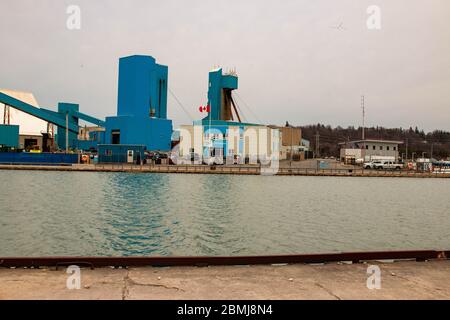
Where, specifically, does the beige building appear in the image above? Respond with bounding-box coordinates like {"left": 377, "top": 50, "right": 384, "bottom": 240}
{"left": 177, "top": 124, "right": 280, "bottom": 164}
{"left": 339, "top": 139, "right": 403, "bottom": 163}
{"left": 19, "top": 134, "right": 43, "bottom": 151}
{"left": 268, "top": 126, "right": 303, "bottom": 160}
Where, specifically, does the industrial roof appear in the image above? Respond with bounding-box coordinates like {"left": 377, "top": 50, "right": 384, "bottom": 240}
{"left": 193, "top": 119, "right": 262, "bottom": 127}
{"left": 339, "top": 139, "right": 404, "bottom": 145}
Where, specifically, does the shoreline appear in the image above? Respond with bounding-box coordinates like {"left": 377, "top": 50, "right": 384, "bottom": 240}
{"left": 0, "top": 163, "right": 449, "bottom": 178}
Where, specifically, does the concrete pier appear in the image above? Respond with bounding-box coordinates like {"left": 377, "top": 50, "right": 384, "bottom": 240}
{"left": 1, "top": 260, "right": 449, "bottom": 299}
{"left": 0, "top": 164, "right": 449, "bottom": 178}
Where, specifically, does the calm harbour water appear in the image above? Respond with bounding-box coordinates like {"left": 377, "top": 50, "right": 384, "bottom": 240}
{"left": 0, "top": 170, "right": 449, "bottom": 257}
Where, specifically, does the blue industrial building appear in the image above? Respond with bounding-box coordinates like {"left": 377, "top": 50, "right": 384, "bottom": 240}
{"left": 195, "top": 68, "right": 261, "bottom": 161}
{"left": 76, "top": 130, "right": 105, "bottom": 151}
{"left": 0, "top": 92, "right": 105, "bottom": 152}
{"left": 104, "top": 55, "right": 172, "bottom": 151}
{"left": 0, "top": 125, "right": 19, "bottom": 148}
{"left": 98, "top": 144, "right": 146, "bottom": 164}
{"left": 0, "top": 56, "right": 279, "bottom": 165}
{"left": 0, "top": 54, "right": 174, "bottom": 163}
{"left": 204, "top": 68, "right": 239, "bottom": 122}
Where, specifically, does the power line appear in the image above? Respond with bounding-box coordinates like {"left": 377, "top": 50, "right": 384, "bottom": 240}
{"left": 231, "top": 97, "right": 248, "bottom": 123}
{"left": 231, "top": 97, "right": 248, "bottom": 122}
{"left": 168, "top": 87, "right": 194, "bottom": 121}
{"left": 230, "top": 93, "right": 248, "bottom": 122}
{"left": 233, "top": 92, "right": 264, "bottom": 124}
{"left": 361, "top": 95, "right": 365, "bottom": 140}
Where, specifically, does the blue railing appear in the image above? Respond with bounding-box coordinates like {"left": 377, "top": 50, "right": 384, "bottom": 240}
{"left": 0, "top": 152, "right": 78, "bottom": 165}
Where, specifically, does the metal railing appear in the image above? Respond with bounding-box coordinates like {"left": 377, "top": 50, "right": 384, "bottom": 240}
{"left": 87, "top": 163, "right": 450, "bottom": 177}
{"left": 2, "top": 161, "right": 449, "bottom": 177}
{"left": 0, "top": 162, "right": 73, "bottom": 166}
{"left": 0, "top": 249, "right": 448, "bottom": 268}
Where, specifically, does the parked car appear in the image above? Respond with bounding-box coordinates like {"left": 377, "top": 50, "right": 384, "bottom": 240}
{"left": 203, "top": 156, "right": 224, "bottom": 166}
{"left": 145, "top": 152, "right": 156, "bottom": 160}
{"left": 363, "top": 160, "right": 381, "bottom": 169}
{"left": 146, "top": 151, "right": 169, "bottom": 161}
{"left": 373, "top": 161, "right": 403, "bottom": 170}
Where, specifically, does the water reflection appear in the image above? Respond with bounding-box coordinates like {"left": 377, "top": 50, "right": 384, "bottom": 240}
{"left": 0, "top": 171, "right": 449, "bottom": 256}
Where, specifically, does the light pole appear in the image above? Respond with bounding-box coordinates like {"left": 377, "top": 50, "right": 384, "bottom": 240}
{"left": 412, "top": 152, "right": 416, "bottom": 162}
{"left": 290, "top": 126, "right": 293, "bottom": 167}
{"left": 431, "top": 143, "right": 434, "bottom": 160}
{"left": 405, "top": 139, "right": 408, "bottom": 161}
{"left": 65, "top": 112, "right": 69, "bottom": 154}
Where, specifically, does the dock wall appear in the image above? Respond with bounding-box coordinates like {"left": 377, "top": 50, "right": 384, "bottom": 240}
{"left": 1, "top": 163, "right": 450, "bottom": 178}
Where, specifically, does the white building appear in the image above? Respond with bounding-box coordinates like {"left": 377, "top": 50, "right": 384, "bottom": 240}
{"left": 0, "top": 89, "right": 48, "bottom": 135}
{"left": 339, "top": 139, "right": 403, "bottom": 163}
{"left": 177, "top": 123, "right": 280, "bottom": 165}
{"left": 0, "top": 89, "right": 50, "bottom": 150}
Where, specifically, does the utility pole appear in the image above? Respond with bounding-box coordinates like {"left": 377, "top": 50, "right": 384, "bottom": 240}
{"left": 315, "top": 132, "right": 320, "bottom": 158}
{"left": 47, "top": 122, "right": 54, "bottom": 151}
{"left": 361, "top": 95, "right": 365, "bottom": 140}
{"left": 430, "top": 142, "right": 434, "bottom": 160}
{"left": 3, "top": 104, "right": 10, "bottom": 125}
{"left": 360, "top": 95, "right": 366, "bottom": 162}
{"left": 405, "top": 138, "right": 408, "bottom": 162}
{"left": 65, "top": 112, "right": 69, "bottom": 154}
{"left": 290, "top": 126, "right": 293, "bottom": 167}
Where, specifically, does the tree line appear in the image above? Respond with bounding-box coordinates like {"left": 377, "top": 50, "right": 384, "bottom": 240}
{"left": 300, "top": 124, "right": 450, "bottom": 160}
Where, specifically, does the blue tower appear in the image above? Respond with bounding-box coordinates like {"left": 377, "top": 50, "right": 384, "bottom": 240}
{"left": 117, "top": 55, "right": 168, "bottom": 118}
{"left": 104, "top": 55, "right": 173, "bottom": 151}
{"left": 205, "top": 68, "right": 239, "bottom": 121}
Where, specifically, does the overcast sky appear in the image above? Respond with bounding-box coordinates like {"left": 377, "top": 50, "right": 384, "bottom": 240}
{"left": 0, "top": 0, "right": 449, "bottom": 131}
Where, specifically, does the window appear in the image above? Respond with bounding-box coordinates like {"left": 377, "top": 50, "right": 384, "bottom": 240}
{"left": 387, "top": 146, "right": 390, "bottom": 151}
{"left": 380, "top": 146, "right": 383, "bottom": 150}
{"left": 394, "top": 147, "right": 397, "bottom": 151}
{"left": 366, "top": 145, "right": 369, "bottom": 150}
{"left": 111, "top": 130, "right": 120, "bottom": 144}
{"left": 105, "top": 150, "right": 112, "bottom": 156}
{"left": 373, "top": 146, "right": 376, "bottom": 150}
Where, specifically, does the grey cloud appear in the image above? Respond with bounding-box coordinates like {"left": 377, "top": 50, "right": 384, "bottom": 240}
{"left": 0, "top": 0, "right": 449, "bottom": 131}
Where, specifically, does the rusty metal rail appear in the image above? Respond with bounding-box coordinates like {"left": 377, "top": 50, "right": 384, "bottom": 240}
{"left": 0, "top": 250, "right": 448, "bottom": 268}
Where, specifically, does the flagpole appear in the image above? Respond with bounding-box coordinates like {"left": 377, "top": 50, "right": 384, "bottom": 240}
{"left": 208, "top": 103, "right": 212, "bottom": 160}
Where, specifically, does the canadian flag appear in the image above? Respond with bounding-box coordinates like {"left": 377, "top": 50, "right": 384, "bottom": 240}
{"left": 199, "top": 105, "right": 211, "bottom": 113}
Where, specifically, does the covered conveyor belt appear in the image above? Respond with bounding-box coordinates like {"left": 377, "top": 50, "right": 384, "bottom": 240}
{"left": 0, "top": 91, "right": 105, "bottom": 133}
